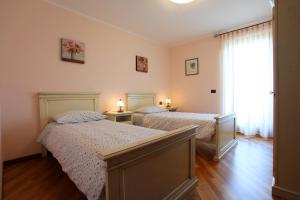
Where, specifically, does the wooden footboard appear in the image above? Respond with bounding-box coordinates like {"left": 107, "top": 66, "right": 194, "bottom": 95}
{"left": 99, "top": 125, "right": 198, "bottom": 200}
{"left": 214, "top": 113, "right": 238, "bottom": 161}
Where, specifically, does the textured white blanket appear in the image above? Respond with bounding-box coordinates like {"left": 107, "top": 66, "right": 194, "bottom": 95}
{"left": 37, "top": 120, "right": 165, "bottom": 200}
{"left": 133, "top": 112, "right": 217, "bottom": 141}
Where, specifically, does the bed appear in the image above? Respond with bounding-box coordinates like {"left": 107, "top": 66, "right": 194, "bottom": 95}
{"left": 126, "top": 93, "right": 238, "bottom": 161}
{"left": 38, "top": 93, "right": 198, "bottom": 200}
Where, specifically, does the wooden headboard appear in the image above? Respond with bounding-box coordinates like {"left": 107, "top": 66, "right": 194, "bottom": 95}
{"left": 39, "top": 93, "right": 100, "bottom": 129}
{"left": 126, "top": 93, "right": 156, "bottom": 111}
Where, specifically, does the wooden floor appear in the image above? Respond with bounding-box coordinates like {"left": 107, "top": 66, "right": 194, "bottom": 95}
{"left": 3, "top": 136, "right": 283, "bottom": 200}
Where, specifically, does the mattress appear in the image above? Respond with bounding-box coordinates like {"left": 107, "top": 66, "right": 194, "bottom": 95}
{"left": 37, "top": 120, "right": 165, "bottom": 200}
{"left": 132, "top": 112, "right": 217, "bottom": 141}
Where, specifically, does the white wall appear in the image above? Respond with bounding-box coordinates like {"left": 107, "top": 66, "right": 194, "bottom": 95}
{"left": 170, "top": 36, "right": 221, "bottom": 113}
{"left": 0, "top": 105, "right": 2, "bottom": 199}
{"left": 0, "top": 0, "right": 171, "bottom": 161}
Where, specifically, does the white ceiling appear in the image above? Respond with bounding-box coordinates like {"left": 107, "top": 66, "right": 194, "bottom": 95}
{"left": 47, "top": 0, "right": 272, "bottom": 46}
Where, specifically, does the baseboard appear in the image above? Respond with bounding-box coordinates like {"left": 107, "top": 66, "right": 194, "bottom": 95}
{"left": 272, "top": 185, "right": 300, "bottom": 200}
{"left": 4, "top": 154, "right": 41, "bottom": 166}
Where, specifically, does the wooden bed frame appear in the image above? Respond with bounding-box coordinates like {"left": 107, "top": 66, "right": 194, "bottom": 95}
{"left": 39, "top": 93, "right": 198, "bottom": 200}
{"left": 126, "top": 93, "right": 238, "bottom": 161}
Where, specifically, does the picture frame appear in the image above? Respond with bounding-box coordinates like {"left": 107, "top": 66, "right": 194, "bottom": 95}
{"left": 61, "top": 38, "right": 85, "bottom": 64}
{"left": 185, "top": 58, "right": 199, "bottom": 76}
{"left": 136, "top": 56, "right": 148, "bottom": 73}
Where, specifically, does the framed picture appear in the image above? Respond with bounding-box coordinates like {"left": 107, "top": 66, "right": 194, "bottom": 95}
{"left": 136, "top": 56, "right": 148, "bottom": 73}
{"left": 185, "top": 58, "right": 199, "bottom": 76}
{"left": 61, "top": 38, "right": 85, "bottom": 64}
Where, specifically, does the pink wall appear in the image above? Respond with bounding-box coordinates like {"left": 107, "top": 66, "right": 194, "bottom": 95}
{"left": 0, "top": 106, "right": 2, "bottom": 195}
{"left": 170, "top": 36, "right": 221, "bottom": 113}
{"left": 0, "top": 0, "right": 171, "bottom": 161}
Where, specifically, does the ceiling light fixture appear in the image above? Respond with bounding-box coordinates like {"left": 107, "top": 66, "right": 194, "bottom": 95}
{"left": 170, "top": 0, "right": 194, "bottom": 4}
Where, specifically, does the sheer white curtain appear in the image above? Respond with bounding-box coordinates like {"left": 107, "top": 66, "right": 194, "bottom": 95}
{"left": 221, "top": 22, "right": 273, "bottom": 138}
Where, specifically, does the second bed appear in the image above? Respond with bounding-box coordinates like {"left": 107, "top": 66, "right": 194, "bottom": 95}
{"left": 126, "top": 93, "right": 238, "bottom": 161}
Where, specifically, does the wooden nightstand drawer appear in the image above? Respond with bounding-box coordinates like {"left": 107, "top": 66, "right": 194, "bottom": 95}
{"left": 105, "top": 111, "right": 133, "bottom": 124}
{"left": 121, "top": 121, "right": 133, "bottom": 125}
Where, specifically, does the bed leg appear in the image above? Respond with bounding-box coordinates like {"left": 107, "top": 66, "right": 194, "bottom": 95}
{"left": 213, "top": 155, "right": 220, "bottom": 162}
{"left": 41, "top": 146, "right": 48, "bottom": 158}
{"left": 213, "top": 139, "right": 238, "bottom": 161}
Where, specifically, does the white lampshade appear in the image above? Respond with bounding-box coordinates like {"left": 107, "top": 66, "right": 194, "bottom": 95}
{"left": 117, "top": 99, "right": 125, "bottom": 107}
{"left": 170, "top": 0, "right": 194, "bottom": 4}
{"left": 166, "top": 98, "right": 172, "bottom": 104}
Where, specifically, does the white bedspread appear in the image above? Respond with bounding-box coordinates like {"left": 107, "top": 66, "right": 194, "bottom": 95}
{"left": 133, "top": 112, "right": 217, "bottom": 141}
{"left": 37, "top": 120, "right": 165, "bottom": 200}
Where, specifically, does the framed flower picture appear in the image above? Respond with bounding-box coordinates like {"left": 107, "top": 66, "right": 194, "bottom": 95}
{"left": 136, "top": 56, "right": 148, "bottom": 73}
{"left": 61, "top": 38, "right": 85, "bottom": 64}
{"left": 185, "top": 58, "right": 199, "bottom": 76}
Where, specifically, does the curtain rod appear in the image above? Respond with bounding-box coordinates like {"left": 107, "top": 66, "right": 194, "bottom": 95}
{"left": 214, "top": 20, "right": 272, "bottom": 37}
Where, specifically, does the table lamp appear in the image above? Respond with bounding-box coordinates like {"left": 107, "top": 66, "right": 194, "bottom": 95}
{"left": 117, "top": 99, "right": 125, "bottom": 112}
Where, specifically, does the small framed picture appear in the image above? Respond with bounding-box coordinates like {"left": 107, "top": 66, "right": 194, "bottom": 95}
{"left": 136, "top": 56, "right": 148, "bottom": 73}
{"left": 61, "top": 38, "right": 85, "bottom": 64}
{"left": 185, "top": 58, "right": 199, "bottom": 76}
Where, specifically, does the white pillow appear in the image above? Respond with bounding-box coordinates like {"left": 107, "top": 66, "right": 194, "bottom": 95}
{"left": 135, "top": 106, "right": 167, "bottom": 114}
{"left": 53, "top": 111, "right": 106, "bottom": 124}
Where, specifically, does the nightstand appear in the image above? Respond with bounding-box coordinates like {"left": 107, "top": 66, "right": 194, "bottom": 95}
{"left": 166, "top": 107, "right": 177, "bottom": 112}
{"left": 105, "top": 111, "right": 133, "bottom": 124}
